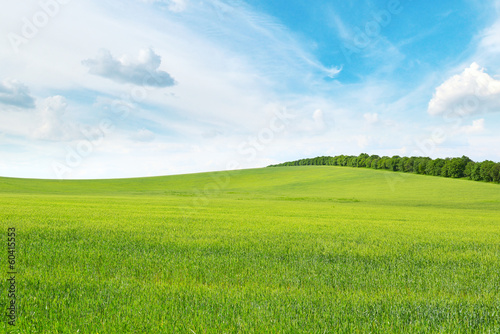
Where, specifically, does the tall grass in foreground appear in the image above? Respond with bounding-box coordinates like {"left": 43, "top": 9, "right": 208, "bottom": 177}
{"left": 1, "top": 166, "right": 499, "bottom": 333}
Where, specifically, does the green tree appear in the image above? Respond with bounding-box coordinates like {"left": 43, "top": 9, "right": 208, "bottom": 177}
{"left": 447, "top": 156, "right": 472, "bottom": 178}
{"left": 491, "top": 163, "right": 500, "bottom": 183}
{"left": 386, "top": 156, "right": 401, "bottom": 171}
{"left": 471, "top": 163, "right": 482, "bottom": 181}
{"left": 378, "top": 156, "right": 390, "bottom": 170}
{"left": 441, "top": 158, "right": 452, "bottom": 178}
{"left": 415, "top": 157, "right": 430, "bottom": 175}
{"left": 480, "top": 161, "right": 496, "bottom": 182}
{"left": 397, "top": 157, "right": 405, "bottom": 172}
{"left": 357, "top": 153, "right": 369, "bottom": 167}
{"left": 433, "top": 159, "right": 445, "bottom": 176}
{"left": 464, "top": 161, "right": 476, "bottom": 179}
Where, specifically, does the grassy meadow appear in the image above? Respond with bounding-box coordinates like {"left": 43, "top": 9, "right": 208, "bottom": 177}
{"left": 1, "top": 166, "right": 499, "bottom": 333}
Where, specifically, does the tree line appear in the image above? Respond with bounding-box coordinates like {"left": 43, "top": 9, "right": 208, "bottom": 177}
{"left": 268, "top": 154, "right": 500, "bottom": 183}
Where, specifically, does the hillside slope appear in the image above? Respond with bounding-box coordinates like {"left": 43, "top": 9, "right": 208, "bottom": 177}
{"left": 1, "top": 166, "right": 499, "bottom": 332}
{"left": 1, "top": 166, "right": 498, "bottom": 209}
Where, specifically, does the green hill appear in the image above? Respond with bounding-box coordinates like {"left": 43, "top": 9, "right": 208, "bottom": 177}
{"left": 1, "top": 166, "right": 499, "bottom": 333}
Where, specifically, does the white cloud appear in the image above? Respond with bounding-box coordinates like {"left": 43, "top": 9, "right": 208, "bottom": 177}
{"left": 0, "top": 79, "right": 35, "bottom": 109}
{"left": 329, "top": 11, "right": 351, "bottom": 40}
{"left": 33, "top": 95, "right": 73, "bottom": 141}
{"left": 363, "top": 112, "right": 379, "bottom": 124}
{"left": 0, "top": 94, "right": 80, "bottom": 141}
{"left": 325, "top": 66, "right": 343, "bottom": 79}
{"left": 129, "top": 128, "right": 156, "bottom": 142}
{"left": 356, "top": 135, "right": 369, "bottom": 149}
{"left": 313, "top": 109, "right": 325, "bottom": 130}
{"left": 479, "top": 21, "right": 500, "bottom": 51}
{"left": 428, "top": 62, "right": 500, "bottom": 116}
{"left": 460, "top": 118, "right": 485, "bottom": 134}
{"left": 166, "top": 0, "right": 187, "bottom": 12}
{"left": 141, "top": 0, "right": 187, "bottom": 12}
{"left": 82, "top": 48, "right": 176, "bottom": 87}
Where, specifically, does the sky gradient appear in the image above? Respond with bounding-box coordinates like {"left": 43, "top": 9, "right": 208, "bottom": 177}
{"left": 1, "top": 0, "right": 500, "bottom": 179}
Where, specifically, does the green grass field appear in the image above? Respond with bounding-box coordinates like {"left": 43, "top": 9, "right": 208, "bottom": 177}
{"left": 1, "top": 166, "right": 499, "bottom": 333}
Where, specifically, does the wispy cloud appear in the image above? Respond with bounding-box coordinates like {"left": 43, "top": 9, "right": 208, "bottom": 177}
{"left": 140, "top": 0, "right": 188, "bottom": 12}
{"left": 129, "top": 128, "right": 156, "bottom": 142}
{"left": 329, "top": 11, "right": 351, "bottom": 40}
{"left": 187, "top": 0, "right": 342, "bottom": 83}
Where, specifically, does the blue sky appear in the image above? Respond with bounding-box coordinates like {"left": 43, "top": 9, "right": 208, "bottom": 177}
{"left": 1, "top": 0, "right": 500, "bottom": 179}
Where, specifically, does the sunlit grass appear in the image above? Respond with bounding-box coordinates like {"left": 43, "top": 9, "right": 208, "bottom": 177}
{"left": 1, "top": 166, "right": 499, "bottom": 332}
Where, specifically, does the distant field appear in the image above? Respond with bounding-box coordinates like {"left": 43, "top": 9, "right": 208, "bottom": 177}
{"left": 1, "top": 166, "right": 499, "bottom": 333}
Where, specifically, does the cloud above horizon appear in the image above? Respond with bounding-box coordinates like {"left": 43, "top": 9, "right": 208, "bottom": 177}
{"left": 363, "top": 112, "right": 379, "bottom": 124}
{"left": 140, "top": 0, "right": 187, "bottom": 12}
{"left": 1, "top": 0, "right": 500, "bottom": 179}
{"left": 82, "top": 48, "right": 176, "bottom": 87}
{"left": 460, "top": 118, "right": 485, "bottom": 134}
{"left": 0, "top": 80, "right": 36, "bottom": 109}
{"left": 428, "top": 62, "right": 500, "bottom": 116}
{"left": 33, "top": 95, "right": 72, "bottom": 141}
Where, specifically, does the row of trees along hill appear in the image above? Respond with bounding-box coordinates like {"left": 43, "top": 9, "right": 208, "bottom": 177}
{"left": 268, "top": 154, "right": 500, "bottom": 183}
